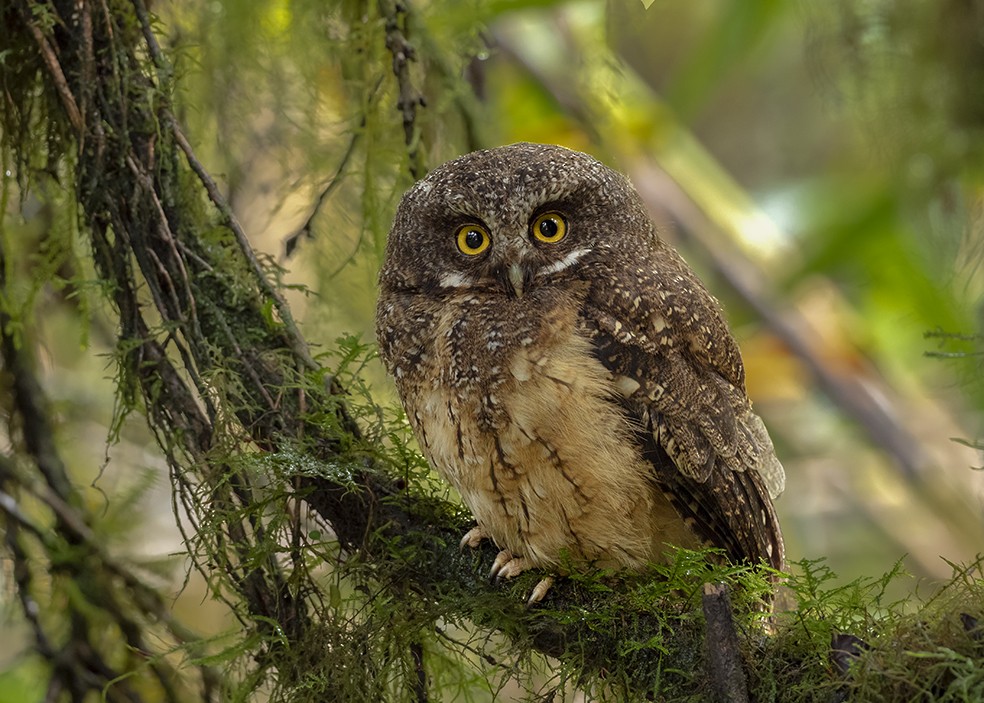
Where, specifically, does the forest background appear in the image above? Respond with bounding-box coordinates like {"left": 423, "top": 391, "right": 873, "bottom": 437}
{"left": 1, "top": 0, "right": 983, "bottom": 700}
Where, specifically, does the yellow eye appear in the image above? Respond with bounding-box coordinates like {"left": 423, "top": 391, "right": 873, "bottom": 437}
{"left": 456, "top": 224, "right": 491, "bottom": 256}
{"left": 531, "top": 212, "right": 567, "bottom": 243}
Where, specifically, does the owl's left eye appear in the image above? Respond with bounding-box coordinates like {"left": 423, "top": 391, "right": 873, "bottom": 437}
{"left": 456, "top": 224, "right": 491, "bottom": 256}
{"left": 531, "top": 212, "right": 567, "bottom": 244}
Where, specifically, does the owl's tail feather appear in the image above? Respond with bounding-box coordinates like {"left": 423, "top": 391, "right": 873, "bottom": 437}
{"left": 640, "top": 429, "right": 785, "bottom": 573}
{"left": 728, "top": 465, "right": 785, "bottom": 572}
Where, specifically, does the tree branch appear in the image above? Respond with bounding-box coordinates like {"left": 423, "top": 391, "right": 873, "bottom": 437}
{"left": 379, "top": 0, "right": 426, "bottom": 179}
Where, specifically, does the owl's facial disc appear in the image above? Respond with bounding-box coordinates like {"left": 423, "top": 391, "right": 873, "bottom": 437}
{"left": 442, "top": 208, "right": 587, "bottom": 298}
{"left": 494, "top": 210, "right": 586, "bottom": 298}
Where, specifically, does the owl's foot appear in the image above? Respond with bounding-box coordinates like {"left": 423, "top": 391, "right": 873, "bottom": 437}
{"left": 459, "top": 526, "right": 488, "bottom": 550}
{"left": 489, "top": 549, "right": 555, "bottom": 605}
{"left": 527, "top": 576, "right": 555, "bottom": 605}
{"left": 489, "top": 549, "right": 526, "bottom": 579}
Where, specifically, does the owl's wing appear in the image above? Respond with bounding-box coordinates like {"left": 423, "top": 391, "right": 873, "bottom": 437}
{"left": 583, "top": 248, "right": 785, "bottom": 569}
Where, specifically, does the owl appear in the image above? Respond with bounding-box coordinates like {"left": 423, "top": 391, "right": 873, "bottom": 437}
{"left": 376, "top": 143, "right": 784, "bottom": 602}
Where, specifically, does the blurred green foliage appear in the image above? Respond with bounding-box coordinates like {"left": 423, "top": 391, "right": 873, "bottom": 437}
{"left": 2, "top": 0, "right": 983, "bottom": 700}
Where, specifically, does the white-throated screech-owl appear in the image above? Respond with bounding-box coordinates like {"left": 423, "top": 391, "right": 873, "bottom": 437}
{"left": 376, "top": 143, "right": 784, "bottom": 602}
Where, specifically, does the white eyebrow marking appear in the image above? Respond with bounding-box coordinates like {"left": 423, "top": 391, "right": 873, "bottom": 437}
{"left": 439, "top": 272, "right": 473, "bottom": 288}
{"left": 539, "top": 248, "right": 592, "bottom": 276}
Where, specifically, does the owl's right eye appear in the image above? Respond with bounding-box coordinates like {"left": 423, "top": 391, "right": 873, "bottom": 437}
{"left": 456, "top": 224, "right": 491, "bottom": 256}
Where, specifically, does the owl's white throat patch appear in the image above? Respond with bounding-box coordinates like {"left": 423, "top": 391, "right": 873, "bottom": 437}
{"left": 439, "top": 272, "right": 474, "bottom": 288}
{"left": 538, "top": 248, "right": 592, "bottom": 277}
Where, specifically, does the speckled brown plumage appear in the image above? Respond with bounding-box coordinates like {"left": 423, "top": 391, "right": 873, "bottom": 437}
{"left": 376, "top": 143, "right": 784, "bottom": 595}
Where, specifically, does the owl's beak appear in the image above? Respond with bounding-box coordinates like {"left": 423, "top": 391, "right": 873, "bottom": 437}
{"left": 507, "top": 263, "right": 525, "bottom": 298}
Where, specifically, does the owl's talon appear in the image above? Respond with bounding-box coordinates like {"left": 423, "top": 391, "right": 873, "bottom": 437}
{"left": 489, "top": 549, "right": 514, "bottom": 580}
{"left": 489, "top": 552, "right": 553, "bottom": 603}
{"left": 459, "top": 526, "right": 488, "bottom": 551}
{"left": 496, "top": 556, "right": 531, "bottom": 580}
{"left": 527, "top": 576, "right": 555, "bottom": 606}
{"left": 490, "top": 551, "right": 535, "bottom": 583}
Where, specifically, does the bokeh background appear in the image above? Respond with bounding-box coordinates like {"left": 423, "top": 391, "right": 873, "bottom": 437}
{"left": 3, "top": 0, "right": 983, "bottom": 696}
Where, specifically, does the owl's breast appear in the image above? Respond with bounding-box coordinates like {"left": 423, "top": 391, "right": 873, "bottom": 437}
{"left": 394, "top": 286, "right": 700, "bottom": 570}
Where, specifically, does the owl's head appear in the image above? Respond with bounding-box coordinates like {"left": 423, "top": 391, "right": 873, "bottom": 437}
{"left": 379, "top": 143, "right": 657, "bottom": 298}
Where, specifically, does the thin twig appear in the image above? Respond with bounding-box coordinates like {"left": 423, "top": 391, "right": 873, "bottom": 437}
{"left": 379, "top": 0, "right": 426, "bottom": 179}
{"left": 124, "top": 152, "right": 200, "bottom": 330}
{"left": 0, "top": 482, "right": 57, "bottom": 658}
{"left": 165, "top": 113, "right": 317, "bottom": 363}
{"left": 27, "top": 20, "right": 83, "bottom": 131}
{"left": 434, "top": 625, "right": 505, "bottom": 669}
{"left": 283, "top": 124, "right": 366, "bottom": 260}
